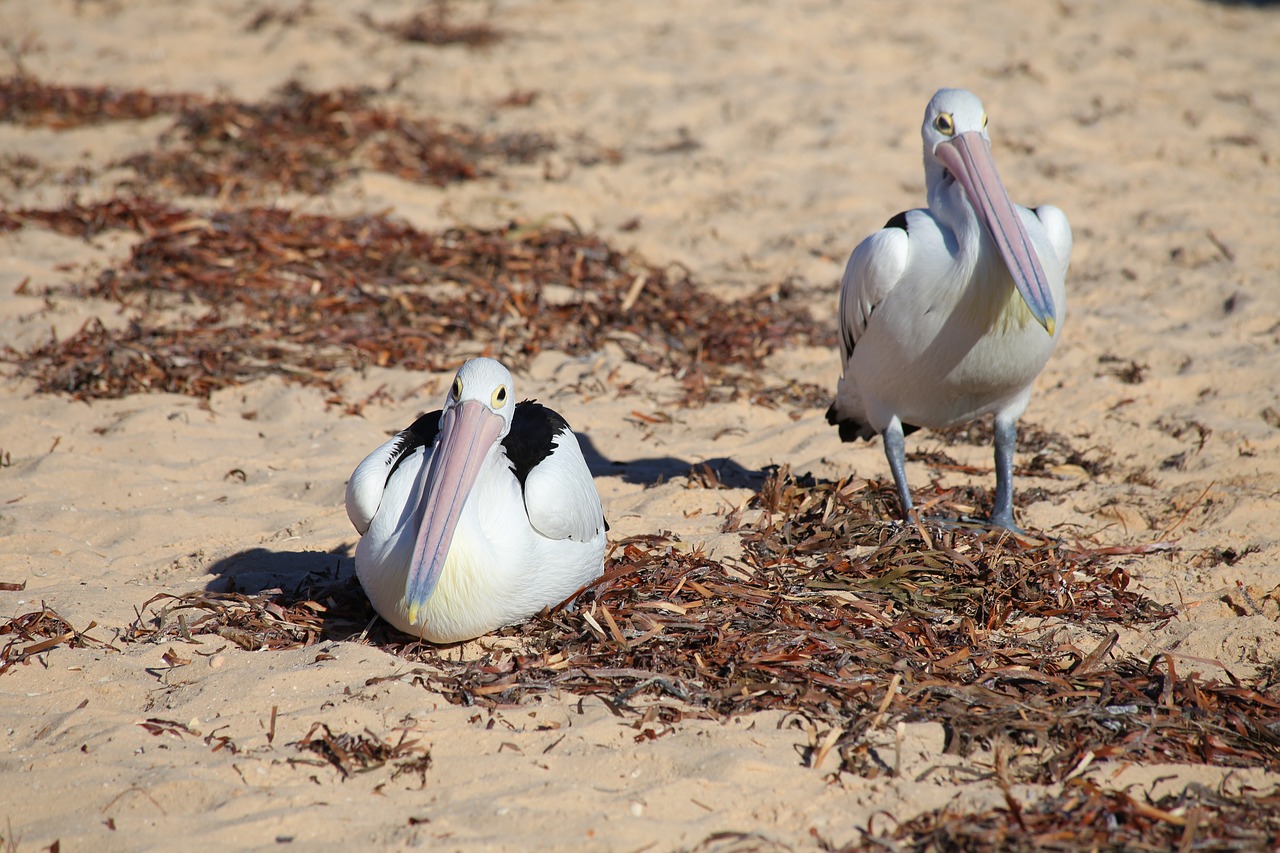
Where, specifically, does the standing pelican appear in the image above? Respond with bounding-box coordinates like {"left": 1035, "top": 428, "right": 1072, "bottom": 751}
{"left": 345, "top": 357, "right": 607, "bottom": 642}
{"left": 826, "top": 88, "right": 1072, "bottom": 530}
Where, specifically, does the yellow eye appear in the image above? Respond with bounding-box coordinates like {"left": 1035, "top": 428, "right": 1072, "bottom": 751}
{"left": 451, "top": 377, "right": 463, "bottom": 399}
{"left": 934, "top": 113, "right": 955, "bottom": 136}
{"left": 982, "top": 112, "right": 988, "bottom": 129}
{"left": 491, "top": 385, "right": 508, "bottom": 408}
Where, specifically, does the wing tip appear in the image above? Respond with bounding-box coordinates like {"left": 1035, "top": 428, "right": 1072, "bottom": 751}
{"left": 883, "top": 210, "right": 910, "bottom": 232}
{"left": 825, "top": 403, "right": 876, "bottom": 443}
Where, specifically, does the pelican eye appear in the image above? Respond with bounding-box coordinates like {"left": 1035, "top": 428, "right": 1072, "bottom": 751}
{"left": 491, "top": 385, "right": 509, "bottom": 408}
{"left": 982, "top": 112, "right": 988, "bottom": 129}
{"left": 934, "top": 112, "right": 955, "bottom": 136}
{"left": 451, "top": 377, "right": 463, "bottom": 400}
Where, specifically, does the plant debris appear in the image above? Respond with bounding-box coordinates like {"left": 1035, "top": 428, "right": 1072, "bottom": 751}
{"left": 125, "top": 588, "right": 357, "bottom": 650}
{"left": 124, "top": 470, "right": 1280, "bottom": 785}
{"left": 0, "top": 197, "right": 190, "bottom": 242}
{"left": 2, "top": 75, "right": 571, "bottom": 198}
{"left": 928, "top": 420, "right": 1112, "bottom": 479}
{"left": 1, "top": 605, "right": 117, "bottom": 676}
{"left": 5, "top": 202, "right": 830, "bottom": 402}
{"left": 137, "top": 717, "right": 200, "bottom": 739}
{"left": 371, "top": 1, "right": 503, "bottom": 48}
{"left": 291, "top": 722, "right": 432, "bottom": 784}
{"left": 0, "top": 74, "right": 200, "bottom": 129}
{"left": 1098, "top": 352, "right": 1148, "bottom": 385}
{"left": 119, "top": 81, "right": 551, "bottom": 197}
{"left": 849, "top": 777, "right": 1280, "bottom": 852}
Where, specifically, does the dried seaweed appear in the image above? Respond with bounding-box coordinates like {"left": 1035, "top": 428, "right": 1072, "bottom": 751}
{"left": 737, "top": 467, "right": 1168, "bottom": 628}
{"left": 0, "top": 197, "right": 189, "bottom": 241}
{"left": 123, "top": 471, "right": 1280, "bottom": 784}
{"left": 13, "top": 318, "right": 349, "bottom": 399}
{"left": 929, "top": 420, "right": 1113, "bottom": 479}
{"left": 5, "top": 203, "right": 830, "bottom": 402}
{"left": 849, "top": 777, "right": 1280, "bottom": 852}
{"left": 124, "top": 587, "right": 363, "bottom": 650}
{"left": 0, "top": 605, "right": 117, "bottom": 675}
{"left": 120, "top": 81, "right": 549, "bottom": 197}
{"left": 372, "top": 1, "right": 503, "bottom": 47}
{"left": 416, "top": 546, "right": 1272, "bottom": 783}
{"left": 0, "top": 75, "right": 200, "bottom": 129}
{"left": 290, "top": 722, "right": 432, "bottom": 784}
{"left": 137, "top": 717, "right": 200, "bottom": 739}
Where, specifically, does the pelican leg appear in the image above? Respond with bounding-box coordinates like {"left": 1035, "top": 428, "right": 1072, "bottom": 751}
{"left": 990, "top": 416, "right": 1020, "bottom": 531}
{"left": 881, "top": 421, "right": 914, "bottom": 519}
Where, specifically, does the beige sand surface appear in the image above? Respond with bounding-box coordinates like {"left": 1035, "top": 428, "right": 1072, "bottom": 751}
{"left": 2, "top": 0, "right": 1279, "bottom": 850}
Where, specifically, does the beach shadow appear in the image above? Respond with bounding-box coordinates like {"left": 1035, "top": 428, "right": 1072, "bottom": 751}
{"left": 575, "top": 431, "right": 766, "bottom": 489}
{"left": 203, "top": 544, "right": 355, "bottom": 596}
{"left": 179, "top": 434, "right": 769, "bottom": 645}
{"left": 191, "top": 544, "right": 397, "bottom": 643}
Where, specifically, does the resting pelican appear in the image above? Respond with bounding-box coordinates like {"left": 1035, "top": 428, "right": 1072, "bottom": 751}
{"left": 345, "top": 357, "right": 607, "bottom": 642}
{"left": 826, "top": 88, "right": 1072, "bottom": 530}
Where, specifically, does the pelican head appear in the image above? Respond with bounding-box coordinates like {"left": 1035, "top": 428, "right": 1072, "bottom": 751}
{"left": 922, "top": 88, "right": 1057, "bottom": 336}
{"left": 404, "top": 357, "right": 516, "bottom": 624}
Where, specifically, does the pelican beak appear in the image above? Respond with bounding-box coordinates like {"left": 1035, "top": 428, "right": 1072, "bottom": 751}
{"left": 936, "top": 131, "right": 1057, "bottom": 336}
{"left": 403, "top": 400, "right": 505, "bottom": 626}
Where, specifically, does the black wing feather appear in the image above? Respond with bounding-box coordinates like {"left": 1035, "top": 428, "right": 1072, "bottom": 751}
{"left": 386, "top": 409, "right": 442, "bottom": 484}
{"left": 503, "top": 400, "right": 569, "bottom": 488}
{"left": 504, "top": 400, "right": 610, "bottom": 533}
{"left": 883, "top": 211, "right": 910, "bottom": 232}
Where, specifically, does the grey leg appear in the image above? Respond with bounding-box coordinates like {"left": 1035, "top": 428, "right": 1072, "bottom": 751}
{"left": 990, "top": 416, "right": 1021, "bottom": 531}
{"left": 882, "top": 421, "right": 914, "bottom": 519}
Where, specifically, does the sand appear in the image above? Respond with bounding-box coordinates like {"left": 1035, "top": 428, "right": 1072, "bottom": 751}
{"left": 2, "top": 0, "right": 1279, "bottom": 849}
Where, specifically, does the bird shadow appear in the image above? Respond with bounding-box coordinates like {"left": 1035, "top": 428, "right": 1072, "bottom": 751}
{"left": 171, "top": 432, "right": 771, "bottom": 647}
{"left": 575, "top": 431, "right": 767, "bottom": 489}
{"left": 189, "top": 543, "right": 429, "bottom": 645}
{"left": 203, "top": 544, "right": 355, "bottom": 597}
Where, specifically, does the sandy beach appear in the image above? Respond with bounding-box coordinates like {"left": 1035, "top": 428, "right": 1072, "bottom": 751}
{"left": 2, "top": 0, "right": 1280, "bottom": 849}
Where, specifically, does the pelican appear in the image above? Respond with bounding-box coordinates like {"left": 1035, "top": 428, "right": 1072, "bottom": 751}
{"left": 345, "top": 357, "right": 607, "bottom": 643}
{"left": 826, "top": 88, "right": 1072, "bottom": 530}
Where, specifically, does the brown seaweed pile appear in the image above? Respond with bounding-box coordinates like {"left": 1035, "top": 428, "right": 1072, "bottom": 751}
{"left": 120, "top": 82, "right": 553, "bottom": 197}
{"left": 845, "top": 777, "right": 1280, "bottom": 852}
{"left": 3, "top": 201, "right": 830, "bottom": 405}
{"left": 120, "top": 471, "right": 1279, "bottom": 793}
{"left": 0, "top": 598, "right": 118, "bottom": 677}
{"left": 0, "top": 74, "right": 201, "bottom": 128}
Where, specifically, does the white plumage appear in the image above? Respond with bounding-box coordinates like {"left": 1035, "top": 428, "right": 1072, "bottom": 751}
{"left": 346, "top": 358, "right": 607, "bottom": 642}
{"left": 828, "top": 89, "right": 1072, "bottom": 530}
